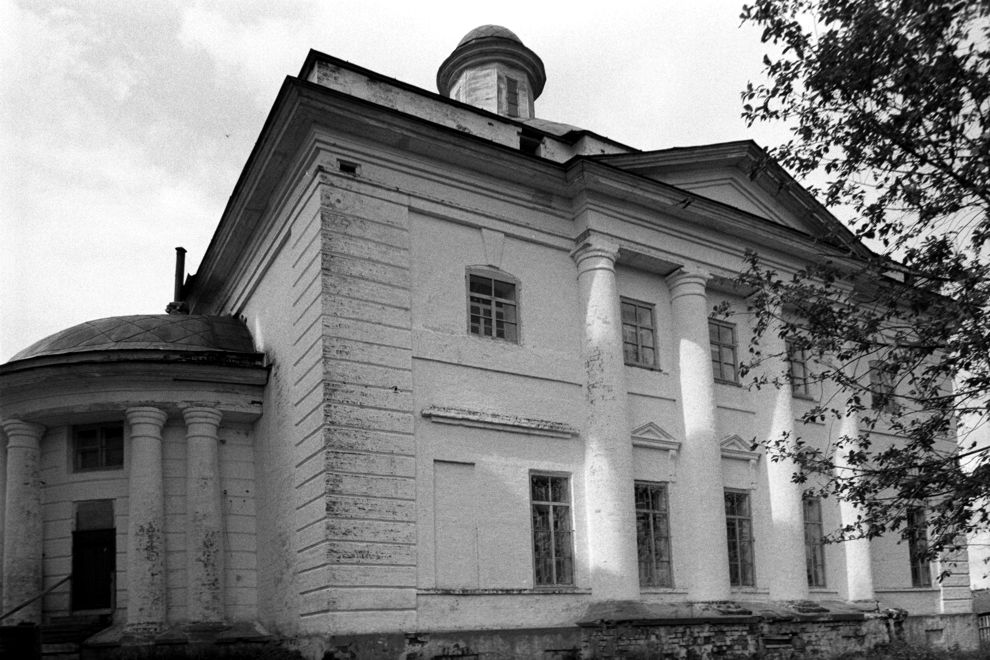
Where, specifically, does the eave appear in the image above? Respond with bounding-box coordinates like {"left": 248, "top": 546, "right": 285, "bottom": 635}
{"left": 594, "top": 141, "right": 872, "bottom": 260}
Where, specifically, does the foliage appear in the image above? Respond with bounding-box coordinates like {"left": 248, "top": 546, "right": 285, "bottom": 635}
{"left": 738, "top": 0, "right": 990, "bottom": 565}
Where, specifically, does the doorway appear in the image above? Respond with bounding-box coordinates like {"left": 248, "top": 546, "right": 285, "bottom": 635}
{"left": 71, "top": 501, "right": 115, "bottom": 612}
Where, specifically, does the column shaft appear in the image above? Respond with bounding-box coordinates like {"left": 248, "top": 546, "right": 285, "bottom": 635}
{"left": 125, "top": 407, "right": 168, "bottom": 631}
{"left": 1, "top": 420, "right": 44, "bottom": 623}
{"left": 667, "top": 269, "right": 731, "bottom": 601}
{"left": 835, "top": 408, "right": 875, "bottom": 601}
{"left": 760, "top": 318, "right": 809, "bottom": 600}
{"left": 183, "top": 406, "right": 224, "bottom": 623}
{"left": 572, "top": 237, "right": 639, "bottom": 600}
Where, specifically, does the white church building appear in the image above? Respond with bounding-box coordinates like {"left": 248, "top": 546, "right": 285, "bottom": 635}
{"left": 0, "top": 25, "right": 976, "bottom": 658}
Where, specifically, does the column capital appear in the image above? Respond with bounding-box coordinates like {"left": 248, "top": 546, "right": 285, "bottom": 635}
{"left": 181, "top": 405, "right": 223, "bottom": 428}
{"left": 570, "top": 233, "right": 620, "bottom": 274}
{"left": 125, "top": 406, "right": 168, "bottom": 429}
{"left": 666, "top": 266, "right": 711, "bottom": 301}
{"left": 0, "top": 420, "right": 45, "bottom": 447}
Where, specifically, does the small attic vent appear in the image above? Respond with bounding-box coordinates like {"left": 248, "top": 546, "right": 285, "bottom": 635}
{"left": 519, "top": 130, "right": 542, "bottom": 157}
{"left": 337, "top": 159, "right": 360, "bottom": 175}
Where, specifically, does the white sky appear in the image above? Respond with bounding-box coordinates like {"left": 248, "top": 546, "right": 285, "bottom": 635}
{"left": 1, "top": 0, "right": 798, "bottom": 362}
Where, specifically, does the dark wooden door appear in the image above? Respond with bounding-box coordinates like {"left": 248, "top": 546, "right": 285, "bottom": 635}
{"left": 71, "top": 529, "right": 115, "bottom": 611}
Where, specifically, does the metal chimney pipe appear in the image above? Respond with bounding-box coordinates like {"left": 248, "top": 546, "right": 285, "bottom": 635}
{"left": 173, "top": 247, "right": 187, "bottom": 302}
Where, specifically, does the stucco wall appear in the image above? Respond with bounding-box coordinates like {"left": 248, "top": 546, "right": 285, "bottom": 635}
{"left": 236, "top": 175, "right": 325, "bottom": 633}
{"left": 37, "top": 420, "right": 258, "bottom": 623}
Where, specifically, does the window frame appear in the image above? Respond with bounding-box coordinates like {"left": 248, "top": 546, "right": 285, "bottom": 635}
{"left": 505, "top": 76, "right": 520, "bottom": 117}
{"left": 803, "top": 497, "right": 827, "bottom": 588}
{"left": 530, "top": 472, "right": 574, "bottom": 587}
{"left": 635, "top": 481, "right": 673, "bottom": 588}
{"left": 709, "top": 319, "right": 739, "bottom": 384}
{"left": 620, "top": 297, "right": 659, "bottom": 370}
{"left": 907, "top": 506, "right": 932, "bottom": 587}
{"left": 466, "top": 268, "right": 520, "bottom": 343}
{"left": 72, "top": 423, "right": 124, "bottom": 473}
{"left": 869, "top": 360, "right": 898, "bottom": 413}
{"left": 786, "top": 340, "right": 813, "bottom": 399}
{"left": 724, "top": 489, "right": 755, "bottom": 587}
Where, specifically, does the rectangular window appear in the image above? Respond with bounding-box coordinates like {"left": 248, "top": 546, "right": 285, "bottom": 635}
{"left": 468, "top": 273, "right": 518, "bottom": 342}
{"left": 709, "top": 320, "right": 738, "bottom": 383}
{"left": 506, "top": 77, "right": 519, "bottom": 117}
{"left": 803, "top": 497, "right": 826, "bottom": 587}
{"left": 635, "top": 481, "right": 673, "bottom": 587}
{"left": 621, "top": 298, "right": 657, "bottom": 368}
{"left": 725, "top": 489, "right": 755, "bottom": 586}
{"left": 531, "top": 474, "right": 573, "bottom": 586}
{"left": 869, "top": 361, "right": 897, "bottom": 413}
{"left": 73, "top": 424, "right": 124, "bottom": 472}
{"left": 787, "top": 341, "right": 812, "bottom": 398}
{"left": 907, "top": 506, "right": 931, "bottom": 587}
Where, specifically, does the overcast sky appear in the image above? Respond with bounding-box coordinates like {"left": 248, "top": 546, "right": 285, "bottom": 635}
{"left": 1, "top": 0, "right": 799, "bottom": 362}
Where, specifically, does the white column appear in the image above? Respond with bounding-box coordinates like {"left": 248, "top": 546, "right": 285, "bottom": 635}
{"left": 1, "top": 420, "right": 44, "bottom": 623}
{"left": 571, "top": 236, "right": 639, "bottom": 600}
{"left": 125, "top": 406, "right": 168, "bottom": 631}
{"left": 834, "top": 407, "right": 876, "bottom": 602}
{"left": 666, "top": 268, "right": 731, "bottom": 601}
{"left": 183, "top": 406, "right": 224, "bottom": 623}
{"left": 759, "top": 316, "right": 809, "bottom": 601}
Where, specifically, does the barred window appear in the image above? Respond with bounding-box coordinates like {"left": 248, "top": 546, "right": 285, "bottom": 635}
{"left": 621, "top": 298, "right": 657, "bottom": 368}
{"left": 73, "top": 424, "right": 124, "bottom": 472}
{"left": 907, "top": 506, "right": 931, "bottom": 587}
{"left": 803, "top": 497, "right": 826, "bottom": 587}
{"left": 468, "top": 271, "right": 518, "bottom": 342}
{"left": 787, "top": 341, "right": 812, "bottom": 398}
{"left": 709, "top": 320, "right": 738, "bottom": 383}
{"left": 725, "top": 489, "right": 755, "bottom": 586}
{"left": 531, "top": 474, "right": 573, "bottom": 586}
{"left": 635, "top": 481, "right": 673, "bottom": 587}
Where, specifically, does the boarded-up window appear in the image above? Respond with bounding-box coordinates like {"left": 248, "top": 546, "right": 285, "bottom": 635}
{"left": 433, "top": 461, "right": 478, "bottom": 588}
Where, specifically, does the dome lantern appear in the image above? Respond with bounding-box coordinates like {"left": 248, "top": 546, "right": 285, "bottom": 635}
{"left": 437, "top": 25, "right": 546, "bottom": 120}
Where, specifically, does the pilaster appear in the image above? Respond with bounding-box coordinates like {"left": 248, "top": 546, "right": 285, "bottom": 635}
{"left": 125, "top": 406, "right": 168, "bottom": 632}
{"left": 666, "top": 267, "right": 731, "bottom": 601}
{"left": 571, "top": 234, "right": 639, "bottom": 600}
{"left": 0, "top": 419, "right": 44, "bottom": 623}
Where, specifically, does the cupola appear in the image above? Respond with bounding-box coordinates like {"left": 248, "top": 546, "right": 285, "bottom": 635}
{"left": 437, "top": 25, "right": 546, "bottom": 120}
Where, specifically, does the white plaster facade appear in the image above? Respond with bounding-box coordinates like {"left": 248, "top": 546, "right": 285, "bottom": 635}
{"left": 0, "top": 24, "right": 973, "bottom": 655}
